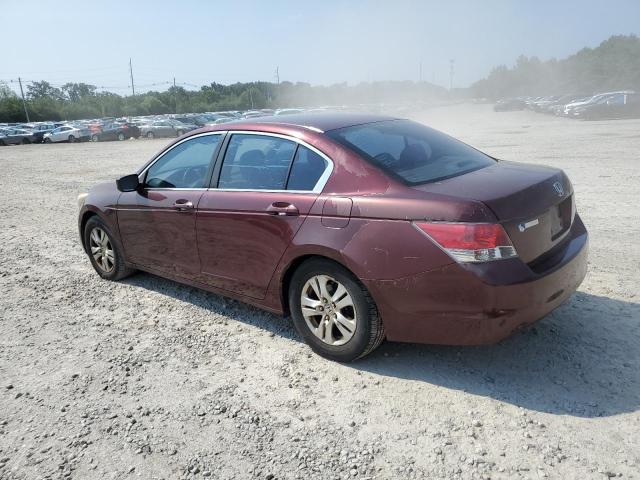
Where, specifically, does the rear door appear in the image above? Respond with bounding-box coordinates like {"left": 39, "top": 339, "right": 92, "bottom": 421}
{"left": 197, "top": 132, "right": 331, "bottom": 299}
{"left": 117, "top": 133, "right": 224, "bottom": 276}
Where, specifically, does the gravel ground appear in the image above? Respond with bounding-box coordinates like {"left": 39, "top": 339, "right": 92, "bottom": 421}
{"left": 0, "top": 104, "right": 638, "bottom": 480}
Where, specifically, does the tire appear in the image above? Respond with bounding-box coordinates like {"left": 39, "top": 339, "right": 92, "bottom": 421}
{"left": 44, "top": 137, "right": 51, "bottom": 143}
{"left": 288, "top": 258, "right": 385, "bottom": 362}
{"left": 117, "top": 132, "right": 125, "bottom": 141}
{"left": 146, "top": 131, "right": 154, "bottom": 139}
{"left": 91, "top": 134, "right": 99, "bottom": 142}
{"left": 83, "top": 216, "right": 136, "bottom": 281}
{"left": 68, "top": 135, "right": 76, "bottom": 143}
{"left": 176, "top": 130, "right": 185, "bottom": 137}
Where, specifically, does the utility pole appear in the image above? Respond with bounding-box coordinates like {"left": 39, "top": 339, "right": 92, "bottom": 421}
{"left": 275, "top": 66, "right": 280, "bottom": 85}
{"left": 129, "top": 58, "right": 136, "bottom": 96}
{"left": 249, "top": 88, "right": 254, "bottom": 109}
{"left": 173, "top": 77, "right": 177, "bottom": 113}
{"left": 449, "top": 59, "right": 455, "bottom": 91}
{"left": 18, "top": 77, "right": 30, "bottom": 122}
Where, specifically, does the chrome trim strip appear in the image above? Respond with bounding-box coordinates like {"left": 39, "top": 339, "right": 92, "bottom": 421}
{"left": 144, "top": 188, "right": 208, "bottom": 191}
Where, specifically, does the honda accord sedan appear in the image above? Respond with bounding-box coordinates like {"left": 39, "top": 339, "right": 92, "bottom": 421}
{"left": 77, "top": 113, "right": 588, "bottom": 361}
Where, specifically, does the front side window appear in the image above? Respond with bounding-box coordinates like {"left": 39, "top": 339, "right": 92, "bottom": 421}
{"left": 218, "top": 134, "right": 296, "bottom": 190}
{"left": 327, "top": 119, "right": 495, "bottom": 185}
{"left": 145, "top": 134, "right": 221, "bottom": 188}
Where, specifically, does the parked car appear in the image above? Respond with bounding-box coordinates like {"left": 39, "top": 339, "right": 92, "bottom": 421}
{"left": 562, "top": 91, "right": 633, "bottom": 116}
{"left": 43, "top": 125, "right": 90, "bottom": 143}
{"left": 573, "top": 92, "right": 640, "bottom": 120}
{"left": 275, "top": 108, "right": 305, "bottom": 115}
{"left": 493, "top": 98, "right": 526, "bottom": 111}
{"left": 139, "top": 120, "right": 197, "bottom": 139}
{"left": 91, "top": 123, "right": 141, "bottom": 142}
{"left": 0, "top": 128, "right": 38, "bottom": 145}
{"left": 77, "top": 112, "right": 588, "bottom": 361}
{"left": 242, "top": 110, "right": 267, "bottom": 119}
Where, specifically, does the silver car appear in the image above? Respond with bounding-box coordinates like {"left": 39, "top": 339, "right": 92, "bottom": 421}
{"left": 43, "top": 125, "right": 90, "bottom": 143}
{"left": 139, "top": 120, "right": 197, "bottom": 139}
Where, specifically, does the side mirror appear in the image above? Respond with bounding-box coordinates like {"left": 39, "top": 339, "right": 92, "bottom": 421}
{"left": 116, "top": 174, "right": 140, "bottom": 192}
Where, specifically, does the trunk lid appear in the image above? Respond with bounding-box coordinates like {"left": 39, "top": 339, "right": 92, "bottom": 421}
{"left": 412, "top": 161, "right": 575, "bottom": 263}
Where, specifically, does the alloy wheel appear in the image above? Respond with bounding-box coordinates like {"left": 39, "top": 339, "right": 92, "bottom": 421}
{"left": 89, "top": 227, "right": 115, "bottom": 273}
{"left": 300, "top": 275, "right": 357, "bottom": 346}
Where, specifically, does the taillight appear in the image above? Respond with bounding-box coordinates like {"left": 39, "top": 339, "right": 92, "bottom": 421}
{"left": 414, "top": 222, "right": 517, "bottom": 263}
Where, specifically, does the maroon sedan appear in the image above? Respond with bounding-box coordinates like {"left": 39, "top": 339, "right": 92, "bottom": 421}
{"left": 77, "top": 113, "right": 588, "bottom": 361}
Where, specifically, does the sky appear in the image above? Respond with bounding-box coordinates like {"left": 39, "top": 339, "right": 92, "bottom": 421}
{"left": 1, "top": 0, "right": 639, "bottom": 94}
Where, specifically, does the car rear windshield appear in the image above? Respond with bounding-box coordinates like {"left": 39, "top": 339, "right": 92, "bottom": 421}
{"left": 326, "top": 119, "right": 495, "bottom": 185}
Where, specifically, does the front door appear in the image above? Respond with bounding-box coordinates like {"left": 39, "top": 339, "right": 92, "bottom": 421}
{"left": 117, "top": 133, "right": 224, "bottom": 276}
{"left": 197, "top": 133, "right": 331, "bottom": 299}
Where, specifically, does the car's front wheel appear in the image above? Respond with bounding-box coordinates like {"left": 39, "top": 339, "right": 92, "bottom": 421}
{"left": 117, "top": 132, "right": 126, "bottom": 141}
{"left": 84, "top": 217, "right": 135, "bottom": 281}
{"left": 289, "top": 259, "right": 385, "bottom": 362}
{"left": 146, "top": 131, "right": 154, "bottom": 139}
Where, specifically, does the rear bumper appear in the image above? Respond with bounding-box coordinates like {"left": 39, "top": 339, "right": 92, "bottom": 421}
{"left": 366, "top": 215, "right": 588, "bottom": 345}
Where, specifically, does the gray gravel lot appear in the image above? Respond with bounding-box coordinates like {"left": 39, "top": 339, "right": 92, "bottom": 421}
{"left": 0, "top": 104, "right": 639, "bottom": 480}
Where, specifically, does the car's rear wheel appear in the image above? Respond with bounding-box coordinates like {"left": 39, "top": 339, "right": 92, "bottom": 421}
{"left": 91, "top": 134, "right": 99, "bottom": 142}
{"left": 289, "top": 258, "right": 385, "bottom": 362}
{"left": 84, "top": 217, "right": 135, "bottom": 281}
{"left": 44, "top": 137, "right": 51, "bottom": 143}
{"left": 117, "top": 132, "right": 125, "bottom": 141}
{"left": 147, "top": 131, "right": 154, "bottom": 139}
{"left": 68, "top": 135, "right": 76, "bottom": 143}
{"left": 176, "top": 130, "right": 184, "bottom": 137}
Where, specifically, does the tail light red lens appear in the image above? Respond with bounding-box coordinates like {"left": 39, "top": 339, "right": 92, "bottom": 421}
{"left": 414, "top": 222, "right": 518, "bottom": 263}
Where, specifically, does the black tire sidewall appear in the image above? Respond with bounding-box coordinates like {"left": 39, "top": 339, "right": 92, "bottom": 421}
{"left": 84, "top": 217, "right": 126, "bottom": 281}
{"left": 289, "top": 260, "right": 373, "bottom": 362}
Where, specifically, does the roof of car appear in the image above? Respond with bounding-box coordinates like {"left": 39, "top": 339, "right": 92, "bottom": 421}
{"left": 218, "top": 112, "right": 399, "bottom": 133}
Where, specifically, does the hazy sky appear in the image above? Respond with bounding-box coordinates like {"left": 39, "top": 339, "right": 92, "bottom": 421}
{"left": 1, "top": 0, "right": 639, "bottom": 93}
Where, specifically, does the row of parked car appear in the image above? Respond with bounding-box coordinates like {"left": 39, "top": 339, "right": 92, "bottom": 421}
{"left": 0, "top": 107, "right": 309, "bottom": 146}
{"left": 493, "top": 91, "right": 640, "bottom": 120}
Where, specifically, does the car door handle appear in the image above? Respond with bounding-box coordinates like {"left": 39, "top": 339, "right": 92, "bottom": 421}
{"left": 173, "top": 200, "right": 194, "bottom": 211}
{"left": 266, "top": 202, "right": 299, "bottom": 216}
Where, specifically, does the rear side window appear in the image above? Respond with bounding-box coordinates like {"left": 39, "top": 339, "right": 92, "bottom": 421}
{"left": 327, "top": 120, "right": 495, "bottom": 185}
{"left": 287, "top": 146, "right": 328, "bottom": 190}
{"left": 145, "top": 134, "right": 221, "bottom": 188}
{"left": 218, "top": 134, "right": 296, "bottom": 190}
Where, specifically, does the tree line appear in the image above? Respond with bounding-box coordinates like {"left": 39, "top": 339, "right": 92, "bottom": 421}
{"left": 471, "top": 35, "right": 640, "bottom": 100}
{"left": 0, "top": 79, "right": 446, "bottom": 123}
